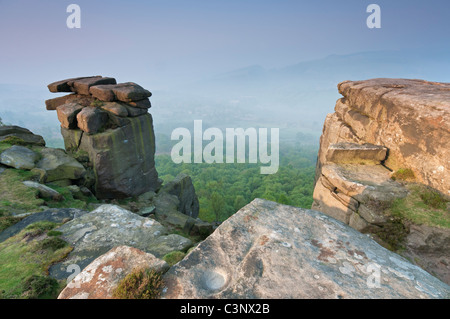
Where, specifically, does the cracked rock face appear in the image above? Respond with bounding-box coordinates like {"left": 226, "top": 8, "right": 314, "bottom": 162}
{"left": 312, "top": 78, "right": 450, "bottom": 285}
{"left": 48, "top": 205, "right": 192, "bottom": 281}
{"left": 162, "top": 199, "right": 449, "bottom": 299}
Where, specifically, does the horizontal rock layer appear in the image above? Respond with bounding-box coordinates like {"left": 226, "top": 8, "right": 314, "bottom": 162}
{"left": 317, "top": 78, "right": 450, "bottom": 195}
{"left": 312, "top": 78, "right": 450, "bottom": 284}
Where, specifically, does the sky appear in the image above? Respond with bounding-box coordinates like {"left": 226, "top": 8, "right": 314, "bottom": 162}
{"left": 0, "top": 0, "right": 449, "bottom": 89}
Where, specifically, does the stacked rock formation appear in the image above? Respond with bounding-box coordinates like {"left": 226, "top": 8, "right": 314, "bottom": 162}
{"left": 314, "top": 78, "right": 450, "bottom": 196}
{"left": 312, "top": 78, "right": 450, "bottom": 284}
{"left": 46, "top": 76, "right": 160, "bottom": 199}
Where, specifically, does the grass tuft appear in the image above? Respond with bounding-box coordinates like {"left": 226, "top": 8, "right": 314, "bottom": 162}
{"left": 112, "top": 268, "right": 163, "bottom": 299}
{"left": 20, "top": 275, "right": 59, "bottom": 299}
{"left": 0, "top": 224, "right": 72, "bottom": 298}
{"left": 387, "top": 184, "right": 449, "bottom": 229}
{"left": 391, "top": 168, "right": 415, "bottom": 181}
{"left": 162, "top": 251, "right": 186, "bottom": 266}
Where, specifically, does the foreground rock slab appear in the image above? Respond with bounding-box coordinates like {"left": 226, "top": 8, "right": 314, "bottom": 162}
{"left": 163, "top": 199, "right": 449, "bottom": 299}
{"left": 49, "top": 205, "right": 192, "bottom": 281}
{"left": 58, "top": 245, "right": 169, "bottom": 299}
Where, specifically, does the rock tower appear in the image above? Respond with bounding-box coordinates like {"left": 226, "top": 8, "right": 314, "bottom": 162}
{"left": 46, "top": 76, "right": 160, "bottom": 199}
{"left": 312, "top": 78, "right": 450, "bottom": 284}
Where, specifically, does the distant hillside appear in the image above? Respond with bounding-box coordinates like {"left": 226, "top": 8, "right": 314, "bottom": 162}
{"left": 1, "top": 49, "right": 449, "bottom": 147}
{"left": 150, "top": 48, "right": 450, "bottom": 143}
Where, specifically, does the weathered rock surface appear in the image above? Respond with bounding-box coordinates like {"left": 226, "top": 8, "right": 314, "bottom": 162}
{"left": 326, "top": 143, "right": 387, "bottom": 165}
{"left": 89, "top": 85, "right": 116, "bottom": 102}
{"left": 48, "top": 76, "right": 100, "bottom": 93}
{"left": 317, "top": 78, "right": 450, "bottom": 195}
{"left": 100, "top": 102, "right": 128, "bottom": 117}
{"left": 45, "top": 93, "right": 77, "bottom": 111}
{"left": 76, "top": 107, "right": 108, "bottom": 134}
{"left": 162, "top": 173, "right": 200, "bottom": 218}
{"left": 35, "top": 148, "right": 86, "bottom": 183}
{"left": 153, "top": 190, "right": 212, "bottom": 237}
{"left": 313, "top": 163, "right": 408, "bottom": 229}
{"left": 0, "top": 208, "right": 88, "bottom": 243}
{"left": 22, "top": 181, "right": 63, "bottom": 201}
{"left": 0, "top": 126, "right": 34, "bottom": 137}
{"left": 0, "top": 145, "right": 38, "bottom": 170}
{"left": 56, "top": 103, "right": 84, "bottom": 129}
{"left": 123, "top": 104, "right": 148, "bottom": 117}
{"left": 58, "top": 245, "right": 169, "bottom": 299}
{"left": 110, "top": 82, "right": 152, "bottom": 103}
{"left": 62, "top": 113, "right": 159, "bottom": 198}
{"left": 72, "top": 77, "right": 117, "bottom": 96}
{"left": 163, "top": 199, "right": 450, "bottom": 299}
{"left": 403, "top": 225, "right": 450, "bottom": 285}
{"left": 48, "top": 205, "right": 192, "bottom": 281}
{"left": 0, "top": 125, "right": 45, "bottom": 146}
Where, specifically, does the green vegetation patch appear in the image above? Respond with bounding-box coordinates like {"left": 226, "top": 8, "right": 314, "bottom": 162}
{"left": 24, "top": 221, "right": 58, "bottom": 236}
{"left": 90, "top": 99, "right": 104, "bottom": 108}
{"left": 112, "top": 268, "right": 164, "bottom": 299}
{"left": 20, "top": 275, "right": 60, "bottom": 299}
{"left": 366, "top": 220, "right": 409, "bottom": 252}
{"left": 387, "top": 184, "right": 450, "bottom": 229}
{"left": 0, "top": 167, "right": 100, "bottom": 230}
{"left": 0, "top": 136, "right": 27, "bottom": 146}
{"left": 0, "top": 215, "right": 25, "bottom": 233}
{"left": 0, "top": 141, "right": 13, "bottom": 153}
{"left": 44, "top": 184, "right": 91, "bottom": 210}
{"left": 0, "top": 169, "right": 45, "bottom": 217}
{"left": 391, "top": 168, "right": 415, "bottom": 182}
{"left": 0, "top": 221, "right": 72, "bottom": 299}
{"left": 163, "top": 251, "right": 186, "bottom": 266}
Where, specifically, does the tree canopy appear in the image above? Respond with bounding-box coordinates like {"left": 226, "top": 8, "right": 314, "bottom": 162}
{"left": 156, "top": 143, "right": 317, "bottom": 222}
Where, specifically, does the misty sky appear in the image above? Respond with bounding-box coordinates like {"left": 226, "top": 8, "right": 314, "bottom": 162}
{"left": 0, "top": 0, "right": 449, "bottom": 89}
